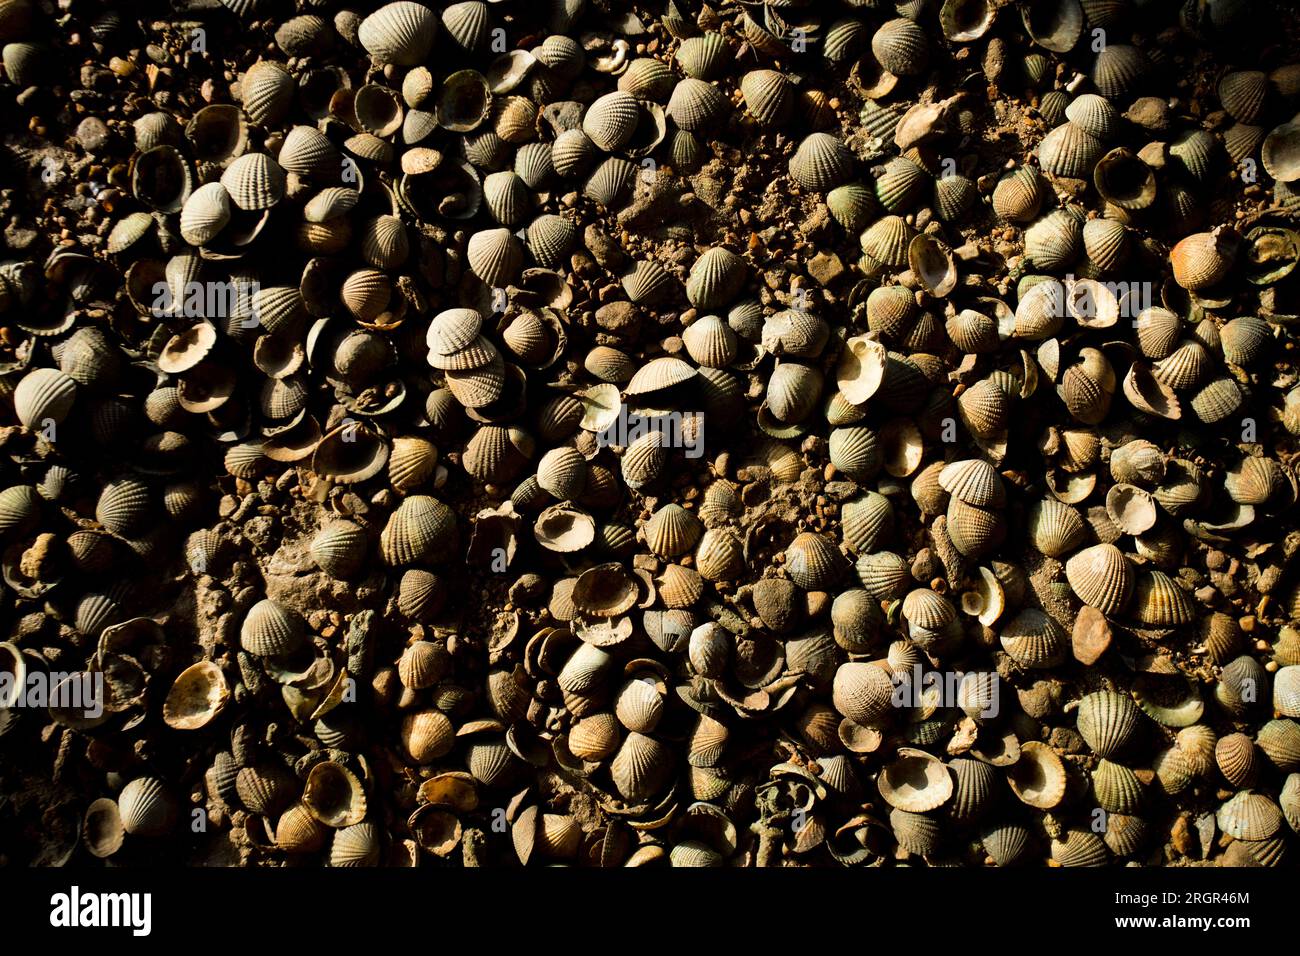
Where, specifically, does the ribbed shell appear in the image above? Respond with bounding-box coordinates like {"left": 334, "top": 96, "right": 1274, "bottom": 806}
{"left": 875, "top": 157, "right": 928, "bottom": 212}
{"left": 118, "top": 777, "right": 178, "bottom": 837}
{"left": 466, "top": 228, "right": 524, "bottom": 287}
{"left": 1093, "top": 759, "right": 1144, "bottom": 813}
{"left": 618, "top": 58, "right": 674, "bottom": 100}
{"left": 789, "top": 132, "right": 854, "bottom": 192}
{"left": 582, "top": 91, "right": 640, "bottom": 151}
{"left": 358, "top": 1, "right": 438, "bottom": 66}
{"left": 1219, "top": 70, "right": 1268, "bottom": 124}
{"left": 483, "top": 171, "right": 533, "bottom": 226}
{"left": 441, "top": 1, "right": 490, "bottom": 52}
{"left": 241, "top": 60, "right": 293, "bottom": 128}
{"left": 380, "top": 495, "right": 458, "bottom": 565}
{"left": 609, "top": 732, "right": 673, "bottom": 802}
{"left": 220, "top": 152, "right": 286, "bottom": 211}
{"left": 1066, "top": 543, "right": 1134, "bottom": 614}
{"left": 311, "top": 521, "right": 368, "bottom": 578}
{"left": 831, "top": 661, "right": 893, "bottom": 724}
{"left": 1217, "top": 790, "right": 1283, "bottom": 841}
{"left": 740, "top": 70, "right": 793, "bottom": 127}
{"left": 179, "top": 182, "right": 232, "bottom": 245}
{"left": 938, "top": 459, "right": 1004, "bottom": 507}
{"left": 643, "top": 503, "right": 703, "bottom": 558}
{"left": 1092, "top": 43, "right": 1147, "bottom": 99}
{"left": 841, "top": 492, "right": 893, "bottom": 554}
{"left": 1024, "top": 209, "right": 1083, "bottom": 272}
{"left": 277, "top": 125, "right": 338, "bottom": 175}
{"left": 1132, "top": 570, "right": 1194, "bottom": 626}
{"left": 859, "top": 215, "right": 914, "bottom": 268}
{"left": 992, "top": 166, "right": 1045, "bottom": 222}
{"left": 551, "top": 129, "right": 597, "bottom": 177}
{"left": 676, "top": 33, "right": 730, "bottom": 80}
{"left": 666, "top": 78, "right": 728, "bottom": 132}
{"left": 96, "top": 477, "right": 150, "bottom": 535}
{"left": 583, "top": 157, "right": 635, "bottom": 207}
{"left": 872, "top": 17, "right": 929, "bottom": 76}
{"left": 1008, "top": 741, "right": 1068, "bottom": 809}
{"left": 1051, "top": 829, "right": 1108, "bottom": 867}
{"left": 14, "top": 367, "right": 77, "bottom": 429}
{"left": 1076, "top": 691, "right": 1141, "bottom": 757}
{"left": 785, "top": 531, "right": 846, "bottom": 590}
{"left": 240, "top": 598, "right": 306, "bottom": 656}
{"left": 981, "top": 821, "right": 1033, "bottom": 866}
{"left": 1038, "top": 122, "right": 1105, "bottom": 179}
{"left": 1000, "top": 608, "right": 1068, "bottom": 668}
{"left": 686, "top": 247, "right": 746, "bottom": 309}
{"left": 828, "top": 426, "right": 880, "bottom": 480}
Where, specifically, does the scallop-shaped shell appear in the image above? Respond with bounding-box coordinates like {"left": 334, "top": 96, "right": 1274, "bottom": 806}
{"left": 1025, "top": 209, "right": 1083, "bottom": 272}
{"left": 441, "top": 0, "right": 490, "bottom": 52}
{"left": 625, "top": 356, "right": 696, "bottom": 397}
{"left": 609, "top": 731, "right": 673, "bottom": 802}
{"left": 682, "top": 315, "right": 738, "bottom": 368}
{"left": 14, "top": 367, "right": 77, "bottom": 430}
{"left": 686, "top": 247, "right": 746, "bottom": 309}
{"left": 583, "top": 157, "right": 635, "bottom": 207}
{"left": 402, "top": 709, "right": 455, "bottom": 763}
{"left": 380, "top": 495, "right": 457, "bottom": 565}
{"left": 220, "top": 152, "right": 286, "bottom": 211}
{"left": 1091, "top": 42, "right": 1147, "bottom": 99}
{"left": 841, "top": 493, "right": 893, "bottom": 555}
{"left": 483, "top": 171, "right": 533, "bottom": 227}
{"left": 859, "top": 215, "right": 914, "bottom": 268}
{"left": 358, "top": 1, "right": 438, "bottom": 66}
{"left": 1065, "top": 543, "right": 1134, "bottom": 614}
{"left": 789, "top": 132, "right": 854, "bottom": 192}
{"left": 278, "top": 125, "right": 338, "bottom": 177}
{"left": 666, "top": 78, "right": 728, "bottom": 132}
{"left": 957, "top": 378, "right": 1009, "bottom": 438}
{"left": 330, "top": 821, "right": 381, "bottom": 867}
{"left": 831, "top": 661, "right": 893, "bottom": 724}
{"left": 310, "top": 521, "right": 368, "bottom": 579}
{"left": 1220, "top": 316, "right": 1271, "bottom": 367}
{"left": 551, "top": 129, "right": 597, "bottom": 177}
{"left": 1051, "top": 828, "right": 1108, "bottom": 867}
{"left": 980, "top": 821, "right": 1033, "bottom": 866}
{"left": 740, "top": 69, "right": 793, "bottom": 127}
{"left": 1216, "top": 70, "right": 1268, "bottom": 125}
{"left": 525, "top": 214, "right": 576, "bottom": 268}
{"left": 676, "top": 33, "right": 730, "bottom": 79}
{"left": 933, "top": 173, "right": 977, "bottom": 222}
{"left": 569, "top": 712, "right": 620, "bottom": 761}
{"left": 1038, "top": 122, "right": 1104, "bottom": 179}
{"left": 1008, "top": 741, "right": 1067, "bottom": 809}
{"left": 179, "top": 182, "right": 232, "bottom": 246}
{"left": 1189, "top": 376, "right": 1243, "bottom": 424}
{"left": 118, "top": 777, "right": 178, "bottom": 837}
{"left": 938, "top": 459, "right": 1004, "bottom": 507}
{"left": 1215, "top": 732, "right": 1259, "bottom": 787}
{"left": 619, "top": 58, "right": 674, "bottom": 100}
{"left": 643, "top": 503, "right": 703, "bottom": 558}
{"left": 875, "top": 157, "right": 929, "bottom": 213}
{"left": 828, "top": 426, "right": 880, "bottom": 481}
{"left": 855, "top": 551, "right": 911, "bottom": 599}
{"left": 241, "top": 60, "right": 293, "bottom": 128}
{"left": 1076, "top": 691, "right": 1141, "bottom": 758}
{"left": 582, "top": 91, "right": 640, "bottom": 152}
{"left": 992, "top": 167, "right": 1045, "bottom": 223}
{"left": 872, "top": 17, "right": 929, "bottom": 76}
{"left": 1000, "top": 608, "right": 1068, "bottom": 668}
{"left": 239, "top": 598, "right": 305, "bottom": 657}
{"left": 1217, "top": 790, "right": 1283, "bottom": 841}
{"left": 1091, "top": 758, "right": 1144, "bottom": 814}
{"left": 1132, "top": 570, "right": 1194, "bottom": 626}
{"left": 1273, "top": 667, "right": 1300, "bottom": 719}
{"left": 95, "top": 477, "right": 150, "bottom": 535}
{"left": 1026, "top": 498, "right": 1087, "bottom": 558}
{"left": 1170, "top": 230, "right": 1235, "bottom": 291}
{"left": 690, "top": 528, "right": 740, "bottom": 582}
{"left": 466, "top": 228, "right": 523, "bottom": 288}
{"left": 786, "top": 532, "right": 846, "bottom": 591}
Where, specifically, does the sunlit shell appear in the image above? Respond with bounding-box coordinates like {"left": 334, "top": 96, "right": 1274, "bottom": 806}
{"left": 695, "top": 528, "right": 743, "bottom": 581}
{"left": 220, "top": 152, "right": 286, "bottom": 211}
{"left": 1076, "top": 690, "right": 1141, "bottom": 757}
{"left": 1217, "top": 790, "right": 1283, "bottom": 841}
{"left": 992, "top": 166, "right": 1046, "bottom": 223}
{"left": 118, "top": 776, "right": 179, "bottom": 837}
{"left": 785, "top": 531, "right": 846, "bottom": 590}
{"left": 358, "top": 1, "right": 438, "bottom": 66}
{"left": 1170, "top": 229, "right": 1236, "bottom": 291}
{"left": 380, "top": 495, "right": 458, "bottom": 565}
{"left": 1007, "top": 741, "right": 1067, "bottom": 809}
{"left": 831, "top": 661, "right": 893, "bottom": 724}
{"left": 14, "top": 367, "right": 77, "bottom": 430}
{"left": 789, "top": 132, "right": 854, "bottom": 192}
{"left": 1050, "top": 828, "right": 1108, "bottom": 867}
{"left": 619, "top": 57, "right": 674, "bottom": 99}
{"left": 1038, "top": 122, "right": 1104, "bottom": 179}
{"left": 609, "top": 731, "right": 673, "bottom": 802}
{"left": 582, "top": 91, "right": 640, "bottom": 151}
{"left": 872, "top": 17, "right": 928, "bottom": 75}
{"left": 875, "top": 157, "right": 929, "bottom": 213}
{"left": 879, "top": 748, "right": 954, "bottom": 813}
{"left": 1065, "top": 543, "right": 1134, "bottom": 614}
{"left": 666, "top": 77, "right": 728, "bottom": 132}
{"left": 686, "top": 247, "right": 747, "bottom": 310}
{"left": 1132, "top": 570, "right": 1195, "bottom": 626}
{"left": 999, "top": 608, "right": 1068, "bottom": 668}
{"left": 740, "top": 69, "right": 793, "bottom": 127}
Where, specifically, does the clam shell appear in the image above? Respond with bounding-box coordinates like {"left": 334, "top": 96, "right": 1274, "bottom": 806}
{"left": 582, "top": 91, "right": 640, "bottom": 152}
{"left": 992, "top": 166, "right": 1046, "bottom": 223}
{"left": 1076, "top": 691, "right": 1141, "bottom": 757}
{"left": 740, "top": 70, "right": 793, "bottom": 127}
{"left": 879, "top": 748, "right": 954, "bottom": 812}
{"left": 789, "top": 132, "right": 854, "bottom": 192}
{"left": 1007, "top": 740, "right": 1067, "bottom": 809}
{"left": 785, "top": 531, "right": 846, "bottom": 590}
{"left": 831, "top": 661, "right": 893, "bottom": 725}
{"left": 686, "top": 247, "right": 747, "bottom": 310}
{"left": 241, "top": 60, "right": 294, "bottom": 128}
{"left": 162, "top": 660, "right": 229, "bottom": 730}
{"left": 666, "top": 78, "right": 728, "bottom": 132}
{"left": 1217, "top": 790, "right": 1283, "bottom": 841}
{"left": 875, "top": 157, "right": 929, "bottom": 213}
{"left": 981, "top": 821, "right": 1034, "bottom": 866}
{"left": 1132, "top": 570, "right": 1195, "bottom": 626}
{"left": 872, "top": 17, "right": 929, "bottom": 76}
{"left": 118, "top": 777, "right": 178, "bottom": 837}
{"left": 14, "top": 367, "right": 77, "bottom": 430}
{"left": 358, "top": 1, "right": 438, "bottom": 66}
{"left": 1000, "top": 608, "right": 1068, "bottom": 668}
{"left": 467, "top": 228, "right": 524, "bottom": 287}
{"left": 619, "top": 58, "right": 674, "bottom": 100}
{"left": 1038, "top": 122, "right": 1104, "bottom": 179}
{"left": 330, "top": 821, "right": 381, "bottom": 867}
{"left": 402, "top": 709, "right": 455, "bottom": 763}
{"left": 609, "top": 731, "right": 673, "bottom": 802}
{"left": 1065, "top": 543, "right": 1134, "bottom": 614}
{"left": 676, "top": 32, "right": 730, "bottom": 80}
{"left": 240, "top": 598, "right": 306, "bottom": 656}
{"left": 380, "top": 495, "right": 458, "bottom": 565}
{"left": 220, "top": 152, "right": 286, "bottom": 211}
{"left": 1051, "top": 828, "right": 1108, "bottom": 867}
{"left": 860, "top": 215, "right": 915, "bottom": 268}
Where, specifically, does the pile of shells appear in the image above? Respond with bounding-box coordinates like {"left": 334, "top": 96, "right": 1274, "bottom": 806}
{"left": 2, "top": 0, "right": 1300, "bottom": 869}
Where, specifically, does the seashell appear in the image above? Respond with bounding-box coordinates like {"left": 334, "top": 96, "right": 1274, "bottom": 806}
{"left": 855, "top": 551, "right": 912, "bottom": 600}
{"left": 569, "top": 712, "right": 620, "bottom": 761}
{"left": 241, "top": 60, "right": 293, "bottom": 128}
{"left": 609, "top": 731, "right": 673, "bottom": 802}
{"left": 933, "top": 172, "right": 978, "bottom": 222}
{"left": 95, "top": 478, "right": 150, "bottom": 536}
{"left": 162, "top": 661, "right": 229, "bottom": 730}
{"left": 118, "top": 777, "right": 179, "bottom": 837}
{"left": 1257, "top": 720, "right": 1300, "bottom": 773}
{"left": 643, "top": 504, "right": 703, "bottom": 559}
{"left": 551, "top": 129, "right": 598, "bottom": 177}
{"left": 1131, "top": 569, "right": 1194, "bottom": 627}
{"left": 302, "top": 761, "right": 367, "bottom": 828}
{"left": 615, "top": 678, "right": 664, "bottom": 734}
{"left": 676, "top": 33, "right": 730, "bottom": 80}
{"left": 1091, "top": 43, "right": 1147, "bottom": 99}
{"left": 359, "top": 215, "right": 408, "bottom": 269}
{"left": 831, "top": 661, "right": 894, "bottom": 725}
{"left": 275, "top": 804, "right": 326, "bottom": 854}
{"left": 534, "top": 502, "right": 595, "bottom": 553}
{"left": 1273, "top": 667, "right": 1300, "bottom": 719}
{"left": 482, "top": 171, "right": 533, "bottom": 226}
{"left": 694, "top": 528, "right": 743, "bottom": 582}
{"left": 1008, "top": 741, "right": 1067, "bottom": 809}
{"left": 1220, "top": 316, "right": 1271, "bottom": 367}
{"left": 14, "top": 367, "right": 77, "bottom": 430}
{"left": 1093, "top": 758, "right": 1144, "bottom": 813}
{"left": 467, "top": 228, "right": 524, "bottom": 288}
{"left": 83, "top": 798, "right": 125, "bottom": 859}
{"left": 872, "top": 17, "right": 929, "bottom": 76}
{"left": 1066, "top": 94, "right": 1121, "bottom": 140}
{"left": 358, "top": 1, "right": 438, "bottom": 66}
{"left": 860, "top": 215, "right": 915, "bottom": 268}
{"left": 1014, "top": 279, "right": 1066, "bottom": 339}
{"left": 583, "top": 157, "right": 635, "bottom": 207}
{"left": 1024, "top": 208, "right": 1083, "bottom": 272}
{"left": 1021, "top": 0, "right": 1083, "bottom": 52}
{"left": 828, "top": 426, "right": 880, "bottom": 481}
{"left": 992, "top": 166, "right": 1046, "bottom": 223}
{"left": 380, "top": 496, "right": 458, "bottom": 565}
{"left": 1038, "top": 122, "right": 1104, "bottom": 179}
{"left": 1217, "top": 790, "right": 1283, "bottom": 841}
{"left": 179, "top": 182, "right": 232, "bottom": 246}
{"left": 946, "top": 498, "right": 1005, "bottom": 557}
{"left": 666, "top": 78, "right": 728, "bottom": 132}
{"left": 310, "top": 521, "right": 367, "bottom": 579}
{"left": 330, "top": 822, "right": 381, "bottom": 867}
{"left": 220, "top": 152, "right": 286, "bottom": 211}
{"left": 686, "top": 247, "right": 746, "bottom": 310}
{"left": 526, "top": 214, "right": 576, "bottom": 268}
{"left": 1189, "top": 376, "right": 1243, "bottom": 424}
{"left": 682, "top": 315, "right": 738, "bottom": 368}
{"left": 277, "top": 125, "right": 339, "bottom": 177}
{"left": 442, "top": 1, "right": 490, "bottom": 52}
{"left": 1216, "top": 732, "right": 1259, "bottom": 787}
{"left": 789, "top": 133, "right": 854, "bottom": 192}
{"left": 981, "top": 821, "right": 1034, "bottom": 866}
{"left": 875, "top": 157, "right": 929, "bottom": 213}
{"left": 1076, "top": 691, "right": 1141, "bottom": 757}
{"left": 957, "top": 378, "right": 1009, "bottom": 438}
{"left": 582, "top": 91, "right": 640, "bottom": 152}
{"left": 740, "top": 70, "right": 793, "bottom": 127}
{"left": 240, "top": 599, "right": 305, "bottom": 657}
{"left": 402, "top": 709, "right": 455, "bottom": 763}
{"left": 1065, "top": 543, "right": 1134, "bottom": 614}
{"left": 879, "top": 748, "right": 954, "bottom": 813}
{"left": 841, "top": 492, "right": 893, "bottom": 555}
{"left": 1170, "top": 229, "right": 1236, "bottom": 291}
{"left": 1000, "top": 608, "right": 1068, "bottom": 668}
{"left": 514, "top": 142, "right": 554, "bottom": 189}
{"left": 938, "top": 459, "right": 1005, "bottom": 507}
{"left": 1051, "top": 829, "right": 1108, "bottom": 867}
{"left": 1262, "top": 120, "right": 1300, "bottom": 183}
{"left": 619, "top": 58, "right": 674, "bottom": 100}
{"left": 786, "top": 532, "right": 846, "bottom": 591}
{"left": 436, "top": 70, "right": 491, "bottom": 132}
